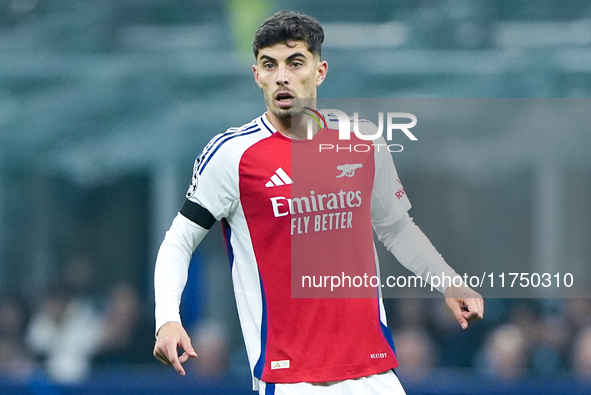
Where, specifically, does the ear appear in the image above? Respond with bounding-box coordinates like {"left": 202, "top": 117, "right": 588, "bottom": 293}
{"left": 316, "top": 60, "right": 328, "bottom": 87}
{"left": 253, "top": 64, "right": 262, "bottom": 88}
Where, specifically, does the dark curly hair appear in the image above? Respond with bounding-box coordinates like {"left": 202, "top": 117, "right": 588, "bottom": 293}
{"left": 253, "top": 10, "right": 324, "bottom": 59}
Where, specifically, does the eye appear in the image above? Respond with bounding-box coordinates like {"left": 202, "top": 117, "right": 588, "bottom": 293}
{"left": 263, "top": 62, "right": 276, "bottom": 70}
{"left": 290, "top": 61, "right": 303, "bottom": 68}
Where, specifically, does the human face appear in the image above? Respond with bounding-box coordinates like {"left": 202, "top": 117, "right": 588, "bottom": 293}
{"left": 253, "top": 41, "right": 327, "bottom": 120}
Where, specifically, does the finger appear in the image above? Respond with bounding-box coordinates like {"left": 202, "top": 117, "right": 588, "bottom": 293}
{"left": 154, "top": 351, "right": 171, "bottom": 366}
{"left": 462, "top": 298, "right": 484, "bottom": 321}
{"left": 447, "top": 299, "right": 468, "bottom": 329}
{"left": 165, "top": 344, "right": 186, "bottom": 376}
{"left": 179, "top": 352, "right": 190, "bottom": 364}
{"left": 176, "top": 351, "right": 197, "bottom": 368}
{"left": 463, "top": 310, "right": 479, "bottom": 322}
{"left": 471, "top": 298, "right": 484, "bottom": 318}
{"left": 180, "top": 336, "right": 198, "bottom": 358}
{"left": 153, "top": 345, "right": 171, "bottom": 365}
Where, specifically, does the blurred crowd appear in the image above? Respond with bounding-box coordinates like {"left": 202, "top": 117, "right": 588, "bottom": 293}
{"left": 387, "top": 297, "right": 591, "bottom": 383}
{"left": 0, "top": 255, "right": 156, "bottom": 384}
{"left": 1, "top": 254, "right": 590, "bottom": 385}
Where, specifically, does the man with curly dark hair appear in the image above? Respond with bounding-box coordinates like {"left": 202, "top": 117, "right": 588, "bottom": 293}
{"left": 153, "top": 11, "right": 483, "bottom": 394}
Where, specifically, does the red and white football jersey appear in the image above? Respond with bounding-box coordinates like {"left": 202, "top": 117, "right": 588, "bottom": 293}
{"left": 182, "top": 113, "right": 411, "bottom": 386}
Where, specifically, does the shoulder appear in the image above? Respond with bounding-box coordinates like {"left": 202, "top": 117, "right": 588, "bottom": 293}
{"left": 194, "top": 116, "right": 274, "bottom": 176}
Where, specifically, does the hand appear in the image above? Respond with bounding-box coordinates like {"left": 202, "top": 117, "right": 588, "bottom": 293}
{"left": 153, "top": 321, "right": 198, "bottom": 375}
{"left": 444, "top": 285, "right": 484, "bottom": 329}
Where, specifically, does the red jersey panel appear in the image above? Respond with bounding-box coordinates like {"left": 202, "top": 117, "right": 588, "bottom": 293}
{"left": 238, "top": 128, "right": 398, "bottom": 383}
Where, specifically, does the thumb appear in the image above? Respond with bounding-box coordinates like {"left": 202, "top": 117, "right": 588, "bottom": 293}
{"left": 181, "top": 336, "right": 198, "bottom": 357}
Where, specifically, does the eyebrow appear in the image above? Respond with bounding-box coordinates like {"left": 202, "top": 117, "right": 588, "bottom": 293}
{"left": 258, "top": 52, "right": 308, "bottom": 63}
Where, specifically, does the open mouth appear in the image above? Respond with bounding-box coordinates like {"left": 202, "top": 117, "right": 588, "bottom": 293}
{"left": 275, "top": 92, "right": 295, "bottom": 107}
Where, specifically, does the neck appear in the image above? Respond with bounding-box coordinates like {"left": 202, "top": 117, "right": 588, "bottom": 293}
{"left": 266, "top": 110, "right": 319, "bottom": 140}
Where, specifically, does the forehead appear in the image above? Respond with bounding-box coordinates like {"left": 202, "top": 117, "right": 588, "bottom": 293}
{"left": 256, "top": 41, "right": 314, "bottom": 61}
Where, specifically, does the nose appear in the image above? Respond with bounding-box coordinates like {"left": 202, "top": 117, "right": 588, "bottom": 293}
{"left": 276, "top": 65, "right": 289, "bottom": 86}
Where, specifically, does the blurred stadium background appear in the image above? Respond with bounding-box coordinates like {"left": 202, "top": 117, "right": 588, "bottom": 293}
{"left": 1, "top": 0, "right": 591, "bottom": 393}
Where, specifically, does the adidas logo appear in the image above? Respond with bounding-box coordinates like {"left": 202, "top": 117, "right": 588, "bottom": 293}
{"left": 270, "top": 360, "right": 290, "bottom": 370}
{"left": 265, "top": 167, "right": 294, "bottom": 188}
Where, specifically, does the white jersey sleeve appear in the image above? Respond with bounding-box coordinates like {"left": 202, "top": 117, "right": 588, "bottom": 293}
{"left": 374, "top": 213, "right": 459, "bottom": 294}
{"left": 367, "top": 132, "right": 458, "bottom": 294}
{"left": 154, "top": 213, "right": 209, "bottom": 333}
{"left": 153, "top": 130, "right": 241, "bottom": 334}
{"left": 154, "top": 120, "right": 272, "bottom": 334}
{"left": 182, "top": 122, "right": 271, "bottom": 225}
{"left": 370, "top": 133, "right": 412, "bottom": 227}
{"left": 185, "top": 132, "right": 241, "bottom": 221}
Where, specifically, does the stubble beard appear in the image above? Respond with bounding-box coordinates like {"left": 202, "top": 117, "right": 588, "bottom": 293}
{"left": 266, "top": 94, "right": 305, "bottom": 120}
{"left": 270, "top": 107, "right": 292, "bottom": 120}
